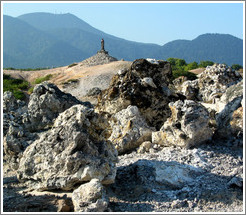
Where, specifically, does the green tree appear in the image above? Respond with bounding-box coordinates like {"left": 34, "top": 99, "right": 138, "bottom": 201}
{"left": 231, "top": 64, "right": 243, "bottom": 71}
{"left": 199, "top": 61, "right": 214, "bottom": 68}
{"left": 186, "top": 62, "right": 198, "bottom": 70}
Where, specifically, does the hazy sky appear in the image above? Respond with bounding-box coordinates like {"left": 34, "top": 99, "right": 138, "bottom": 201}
{"left": 2, "top": 1, "right": 244, "bottom": 45}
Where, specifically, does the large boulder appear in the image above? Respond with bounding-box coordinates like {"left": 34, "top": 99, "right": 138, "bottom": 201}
{"left": 96, "top": 58, "right": 181, "bottom": 130}
{"left": 197, "top": 64, "right": 242, "bottom": 102}
{"left": 152, "top": 100, "right": 213, "bottom": 148}
{"left": 176, "top": 64, "right": 242, "bottom": 103}
{"left": 24, "top": 82, "right": 91, "bottom": 131}
{"left": 215, "top": 80, "right": 243, "bottom": 141}
{"left": 108, "top": 105, "right": 155, "bottom": 154}
{"left": 72, "top": 179, "right": 108, "bottom": 212}
{"left": 17, "top": 104, "right": 118, "bottom": 191}
{"left": 3, "top": 91, "right": 27, "bottom": 135}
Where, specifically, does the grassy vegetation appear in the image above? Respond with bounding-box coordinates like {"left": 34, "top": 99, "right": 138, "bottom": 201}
{"left": 68, "top": 63, "right": 78, "bottom": 68}
{"left": 4, "top": 67, "right": 52, "bottom": 71}
{"left": 3, "top": 74, "right": 29, "bottom": 100}
{"left": 34, "top": 74, "right": 53, "bottom": 84}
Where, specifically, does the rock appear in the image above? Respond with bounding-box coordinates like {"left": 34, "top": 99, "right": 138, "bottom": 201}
{"left": 86, "top": 87, "right": 102, "bottom": 97}
{"left": 197, "top": 64, "right": 242, "bottom": 102}
{"left": 25, "top": 82, "right": 91, "bottom": 131}
{"left": 137, "top": 141, "right": 153, "bottom": 154}
{"left": 230, "top": 107, "right": 243, "bottom": 136}
{"left": 17, "top": 104, "right": 118, "bottom": 191}
{"left": 57, "top": 199, "right": 71, "bottom": 212}
{"left": 153, "top": 100, "right": 213, "bottom": 148}
{"left": 97, "top": 58, "right": 180, "bottom": 130}
{"left": 215, "top": 80, "right": 243, "bottom": 140}
{"left": 180, "top": 80, "right": 200, "bottom": 101}
{"left": 176, "top": 64, "right": 242, "bottom": 103}
{"left": 80, "top": 51, "right": 118, "bottom": 67}
{"left": 155, "top": 161, "right": 194, "bottom": 189}
{"left": 227, "top": 176, "right": 243, "bottom": 188}
{"left": 108, "top": 105, "right": 155, "bottom": 154}
{"left": 72, "top": 179, "right": 108, "bottom": 212}
{"left": 3, "top": 91, "right": 27, "bottom": 135}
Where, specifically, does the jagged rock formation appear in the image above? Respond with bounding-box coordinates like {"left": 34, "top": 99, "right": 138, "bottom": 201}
{"left": 108, "top": 105, "right": 155, "bottom": 154}
{"left": 72, "top": 179, "right": 108, "bottom": 212}
{"left": 24, "top": 82, "right": 92, "bottom": 131}
{"left": 3, "top": 91, "right": 27, "bottom": 135}
{"left": 175, "top": 64, "right": 242, "bottom": 103}
{"left": 152, "top": 100, "right": 213, "bottom": 148}
{"left": 215, "top": 80, "right": 243, "bottom": 142}
{"left": 79, "top": 50, "right": 118, "bottom": 67}
{"left": 3, "top": 57, "right": 243, "bottom": 213}
{"left": 96, "top": 58, "right": 182, "bottom": 130}
{"left": 17, "top": 104, "right": 118, "bottom": 191}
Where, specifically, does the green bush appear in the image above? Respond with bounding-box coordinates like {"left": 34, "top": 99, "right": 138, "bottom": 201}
{"left": 185, "top": 62, "right": 199, "bottom": 70}
{"left": 3, "top": 74, "right": 30, "bottom": 100}
{"left": 199, "top": 61, "right": 214, "bottom": 68}
{"left": 231, "top": 64, "right": 243, "bottom": 71}
{"left": 68, "top": 63, "right": 78, "bottom": 68}
{"left": 34, "top": 74, "right": 53, "bottom": 84}
{"left": 172, "top": 70, "right": 197, "bottom": 80}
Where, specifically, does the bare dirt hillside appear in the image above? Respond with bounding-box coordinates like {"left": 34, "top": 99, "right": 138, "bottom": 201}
{"left": 3, "top": 60, "right": 132, "bottom": 101}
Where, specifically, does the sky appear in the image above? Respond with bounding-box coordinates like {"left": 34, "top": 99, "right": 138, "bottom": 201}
{"left": 2, "top": 1, "right": 244, "bottom": 45}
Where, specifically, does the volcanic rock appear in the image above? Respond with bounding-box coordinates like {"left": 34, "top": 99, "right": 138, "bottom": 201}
{"left": 72, "top": 179, "right": 108, "bottom": 212}
{"left": 17, "top": 104, "right": 118, "bottom": 191}
{"left": 96, "top": 58, "right": 180, "bottom": 130}
{"left": 108, "top": 105, "right": 155, "bottom": 154}
{"left": 152, "top": 100, "right": 212, "bottom": 148}
{"left": 215, "top": 80, "right": 243, "bottom": 140}
{"left": 24, "top": 82, "right": 91, "bottom": 131}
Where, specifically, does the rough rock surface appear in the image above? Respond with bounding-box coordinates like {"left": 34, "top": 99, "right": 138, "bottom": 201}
{"left": 79, "top": 50, "right": 118, "bottom": 67}
{"left": 152, "top": 100, "right": 213, "bottom": 148}
{"left": 108, "top": 105, "right": 155, "bottom": 154}
{"left": 17, "top": 105, "right": 118, "bottom": 191}
{"left": 24, "top": 82, "right": 91, "bottom": 131}
{"left": 72, "top": 179, "right": 108, "bottom": 212}
{"left": 96, "top": 58, "right": 181, "bottom": 130}
{"left": 3, "top": 91, "right": 27, "bottom": 135}
{"left": 108, "top": 140, "right": 243, "bottom": 212}
{"left": 176, "top": 64, "right": 242, "bottom": 103}
{"left": 197, "top": 64, "right": 242, "bottom": 102}
{"left": 215, "top": 80, "right": 243, "bottom": 140}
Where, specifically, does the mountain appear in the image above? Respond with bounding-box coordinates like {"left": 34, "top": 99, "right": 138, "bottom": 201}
{"left": 3, "top": 12, "right": 243, "bottom": 68}
{"left": 3, "top": 15, "right": 86, "bottom": 68}
{"left": 156, "top": 34, "right": 243, "bottom": 66}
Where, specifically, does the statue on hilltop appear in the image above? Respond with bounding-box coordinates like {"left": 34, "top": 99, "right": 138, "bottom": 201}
{"left": 98, "top": 38, "right": 108, "bottom": 54}
{"left": 101, "top": 38, "right": 105, "bottom": 51}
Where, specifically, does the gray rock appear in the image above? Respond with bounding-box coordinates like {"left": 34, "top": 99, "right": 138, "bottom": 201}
{"left": 72, "top": 179, "right": 108, "bottom": 212}
{"left": 97, "top": 58, "right": 180, "bottom": 130}
{"left": 152, "top": 100, "right": 212, "bottom": 148}
{"left": 197, "top": 64, "right": 242, "bottom": 102}
{"left": 25, "top": 82, "right": 90, "bottom": 131}
{"left": 86, "top": 87, "right": 101, "bottom": 97}
{"left": 17, "top": 104, "right": 118, "bottom": 191}
{"left": 215, "top": 80, "right": 243, "bottom": 140}
{"left": 108, "top": 105, "right": 155, "bottom": 154}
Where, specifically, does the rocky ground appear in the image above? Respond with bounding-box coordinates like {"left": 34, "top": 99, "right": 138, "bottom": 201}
{"left": 2, "top": 52, "right": 244, "bottom": 213}
{"left": 3, "top": 139, "right": 244, "bottom": 212}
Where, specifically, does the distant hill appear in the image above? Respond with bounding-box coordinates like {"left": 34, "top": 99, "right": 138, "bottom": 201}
{"left": 3, "top": 12, "right": 243, "bottom": 68}
{"left": 156, "top": 34, "right": 243, "bottom": 66}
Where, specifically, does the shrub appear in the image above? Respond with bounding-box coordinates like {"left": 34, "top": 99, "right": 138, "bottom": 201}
{"left": 172, "top": 70, "right": 197, "bottom": 80}
{"left": 199, "top": 61, "right": 214, "bottom": 68}
{"left": 3, "top": 74, "right": 30, "bottom": 100}
{"left": 34, "top": 74, "right": 53, "bottom": 84}
{"left": 231, "top": 64, "right": 243, "bottom": 71}
{"left": 68, "top": 63, "right": 78, "bottom": 68}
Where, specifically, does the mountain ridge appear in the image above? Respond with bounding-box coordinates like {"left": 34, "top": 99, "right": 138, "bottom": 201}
{"left": 3, "top": 12, "right": 243, "bottom": 68}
